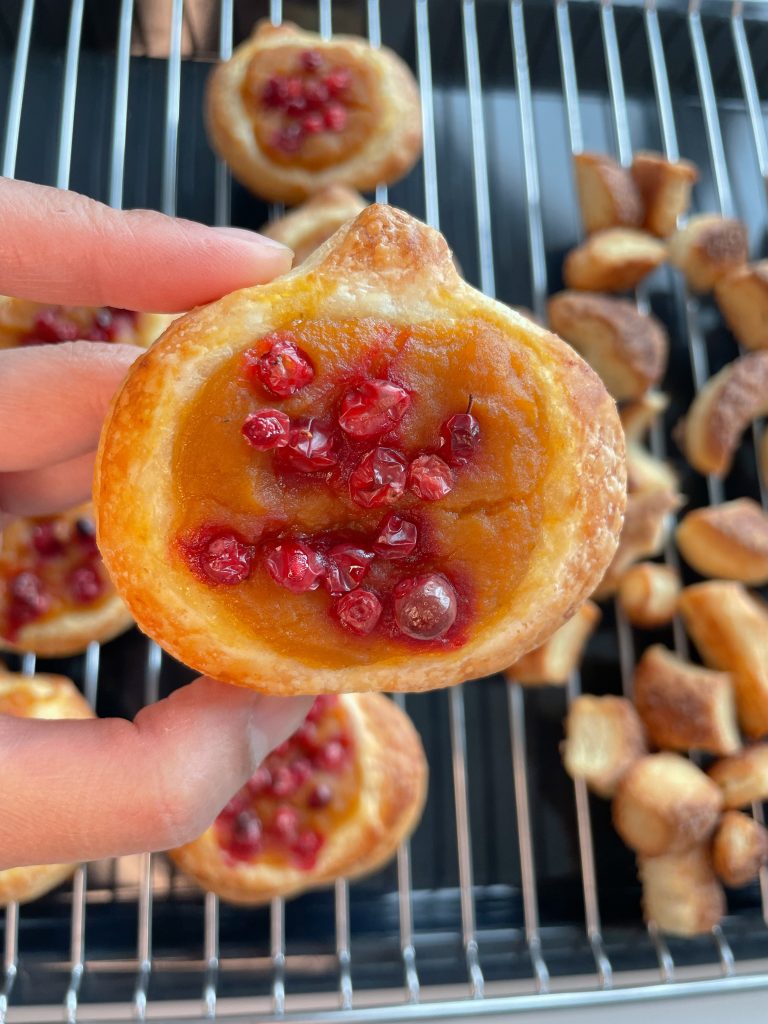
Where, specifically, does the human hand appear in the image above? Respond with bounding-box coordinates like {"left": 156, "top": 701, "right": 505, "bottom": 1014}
{"left": 0, "top": 179, "right": 311, "bottom": 870}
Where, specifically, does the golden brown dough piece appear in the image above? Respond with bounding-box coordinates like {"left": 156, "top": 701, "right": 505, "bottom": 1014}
{"left": 206, "top": 21, "right": 422, "bottom": 204}
{"left": 612, "top": 753, "right": 722, "bottom": 856}
{"left": 563, "top": 229, "right": 666, "bottom": 293}
{"left": 715, "top": 260, "right": 768, "bottom": 351}
{"left": 617, "top": 563, "right": 680, "bottom": 628}
{"left": 503, "top": 600, "right": 600, "bottom": 686}
{"left": 679, "top": 581, "right": 768, "bottom": 739}
{"left": 620, "top": 392, "right": 679, "bottom": 495}
{"left": 169, "top": 693, "right": 426, "bottom": 904}
{"left": 261, "top": 186, "right": 368, "bottom": 264}
{"left": 593, "top": 488, "right": 682, "bottom": 600}
{"left": 0, "top": 672, "right": 93, "bottom": 906}
{"left": 712, "top": 810, "right": 768, "bottom": 887}
{"left": 677, "top": 351, "right": 768, "bottom": 477}
{"left": 562, "top": 694, "right": 647, "bottom": 798}
{"left": 547, "top": 291, "right": 668, "bottom": 401}
{"left": 676, "top": 499, "right": 768, "bottom": 585}
{"left": 639, "top": 846, "right": 725, "bottom": 936}
{"left": 708, "top": 744, "right": 768, "bottom": 809}
{"left": 633, "top": 645, "right": 740, "bottom": 756}
{"left": 573, "top": 152, "right": 642, "bottom": 234}
{"left": 95, "top": 205, "right": 626, "bottom": 696}
{"left": 630, "top": 151, "right": 698, "bottom": 238}
{"left": 667, "top": 214, "right": 748, "bottom": 293}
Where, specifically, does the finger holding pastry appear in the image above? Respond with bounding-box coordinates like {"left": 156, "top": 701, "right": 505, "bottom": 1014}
{"left": 260, "top": 186, "right": 368, "bottom": 265}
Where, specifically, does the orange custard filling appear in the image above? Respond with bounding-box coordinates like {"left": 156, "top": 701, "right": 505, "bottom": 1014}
{"left": 171, "top": 318, "right": 551, "bottom": 667}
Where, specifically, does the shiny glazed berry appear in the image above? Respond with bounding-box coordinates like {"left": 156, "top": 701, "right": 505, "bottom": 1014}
{"left": 229, "top": 812, "right": 263, "bottom": 858}
{"left": 293, "top": 828, "right": 323, "bottom": 865}
{"left": 9, "top": 571, "right": 51, "bottom": 621}
{"left": 244, "top": 336, "right": 314, "bottom": 397}
{"left": 373, "top": 513, "right": 418, "bottom": 559}
{"left": 323, "top": 103, "right": 347, "bottom": 131}
{"left": 68, "top": 565, "right": 104, "bottom": 604}
{"left": 75, "top": 517, "right": 98, "bottom": 549}
{"left": 246, "top": 766, "right": 272, "bottom": 795}
{"left": 308, "top": 782, "right": 333, "bottom": 808}
{"left": 242, "top": 408, "right": 291, "bottom": 450}
{"left": 440, "top": 411, "right": 481, "bottom": 465}
{"left": 272, "top": 805, "right": 300, "bottom": 842}
{"left": 26, "top": 309, "right": 80, "bottom": 344}
{"left": 281, "top": 418, "right": 338, "bottom": 471}
{"left": 196, "top": 531, "right": 255, "bottom": 585}
{"left": 336, "top": 589, "right": 382, "bottom": 635}
{"left": 348, "top": 447, "right": 408, "bottom": 508}
{"left": 301, "top": 48, "right": 323, "bottom": 71}
{"left": 393, "top": 572, "right": 458, "bottom": 640}
{"left": 31, "top": 521, "right": 64, "bottom": 558}
{"left": 323, "top": 543, "right": 374, "bottom": 596}
{"left": 271, "top": 764, "right": 301, "bottom": 798}
{"left": 264, "top": 539, "right": 325, "bottom": 593}
{"left": 324, "top": 68, "right": 351, "bottom": 95}
{"left": 338, "top": 380, "right": 411, "bottom": 438}
{"left": 408, "top": 454, "right": 454, "bottom": 501}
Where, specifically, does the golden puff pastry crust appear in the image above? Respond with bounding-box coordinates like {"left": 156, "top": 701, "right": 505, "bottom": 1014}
{"left": 0, "top": 297, "right": 172, "bottom": 350}
{"left": 95, "top": 205, "right": 625, "bottom": 695}
{"left": 169, "top": 692, "right": 426, "bottom": 905}
{"left": 206, "top": 21, "right": 422, "bottom": 204}
{"left": 563, "top": 228, "right": 666, "bottom": 292}
{"left": 573, "top": 152, "right": 642, "bottom": 235}
{"left": 261, "top": 186, "right": 368, "bottom": 264}
{"left": 630, "top": 151, "right": 698, "bottom": 239}
{"left": 676, "top": 498, "right": 768, "bottom": 585}
{"left": 0, "top": 504, "right": 133, "bottom": 657}
{"left": 0, "top": 671, "right": 93, "bottom": 906}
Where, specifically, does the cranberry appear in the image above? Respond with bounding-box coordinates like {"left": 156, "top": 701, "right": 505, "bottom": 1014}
{"left": 222, "top": 791, "right": 249, "bottom": 818}
{"left": 440, "top": 411, "right": 481, "bottom": 465}
{"left": 294, "top": 720, "right": 320, "bottom": 753}
{"left": 68, "top": 565, "right": 104, "bottom": 604}
{"left": 75, "top": 517, "right": 98, "bottom": 548}
{"left": 323, "top": 103, "right": 348, "bottom": 132}
{"left": 274, "top": 123, "right": 305, "bottom": 152}
{"left": 324, "top": 68, "right": 352, "bottom": 95}
{"left": 284, "top": 95, "right": 308, "bottom": 117}
{"left": 8, "top": 571, "right": 51, "bottom": 623}
{"left": 393, "top": 572, "right": 458, "bottom": 640}
{"left": 348, "top": 447, "right": 408, "bottom": 508}
{"left": 246, "top": 766, "right": 272, "bottom": 796}
{"left": 244, "top": 336, "right": 315, "bottom": 397}
{"left": 308, "top": 782, "right": 333, "bottom": 808}
{"left": 292, "top": 759, "right": 313, "bottom": 787}
{"left": 280, "top": 418, "right": 338, "bottom": 471}
{"left": 301, "top": 49, "right": 323, "bottom": 72}
{"left": 307, "top": 694, "right": 337, "bottom": 722}
{"left": 31, "top": 520, "right": 64, "bottom": 558}
{"left": 373, "top": 513, "right": 417, "bottom": 559}
{"left": 271, "top": 764, "right": 301, "bottom": 798}
{"left": 318, "top": 739, "right": 347, "bottom": 770}
{"left": 264, "top": 538, "right": 325, "bottom": 593}
{"left": 338, "top": 380, "right": 411, "bottom": 438}
{"left": 336, "top": 589, "right": 382, "bottom": 636}
{"left": 25, "top": 308, "right": 80, "bottom": 344}
{"left": 293, "top": 828, "right": 323, "bottom": 866}
{"left": 272, "top": 805, "right": 300, "bottom": 843}
{"left": 230, "top": 811, "right": 263, "bottom": 858}
{"left": 272, "top": 740, "right": 292, "bottom": 758}
{"left": 408, "top": 454, "right": 454, "bottom": 501}
{"left": 284, "top": 77, "right": 303, "bottom": 100}
{"left": 99, "top": 307, "right": 137, "bottom": 341}
{"left": 242, "top": 408, "right": 291, "bottom": 450}
{"left": 262, "top": 76, "right": 286, "bottom": 108}
{"left": 302, "top": 111, "right": 325, "bottom": 134}
{"left": 323, "top": 543, "right": 374, "bottom": 596}
{"left": 304, "top": 81, "right": 329, "bottom": 108}
{"left": 189, "top": 529, "right": 255, "bottom": 586}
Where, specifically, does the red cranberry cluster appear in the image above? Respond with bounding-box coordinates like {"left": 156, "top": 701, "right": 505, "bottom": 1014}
{"left": 260, "top": 48, "right": 352, "bottom": 154}
{"left": 20, "top": 306, "right": 138, "bottom": 346}
{"left": 2, "top": 516, "right": 105, "bottom": 639}
{"left": 215, "top": 695, "right": 351, "bottom": 869}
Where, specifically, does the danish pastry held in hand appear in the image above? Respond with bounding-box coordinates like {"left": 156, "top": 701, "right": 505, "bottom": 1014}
{"left": 95, "top": 205, "right": 625, "bottom": 694}
{"left": 170, "top": 692, "right": 426, "bottom": 904}
{"left": 206, "top": 21, "right": 422, "bottom": 204}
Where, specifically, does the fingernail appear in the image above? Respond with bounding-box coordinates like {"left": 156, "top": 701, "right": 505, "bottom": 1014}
{"left": 211, "top": 225, "right": 293, "bottom": 255}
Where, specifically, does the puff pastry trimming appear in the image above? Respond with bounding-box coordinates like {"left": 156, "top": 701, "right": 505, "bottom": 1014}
{"left": 0, "top": 297, "right": 172, "bottom": 350}
{"left": 0, "top": 672, "right": 93, "bottom": 906}
{"left": 563, "top": 228, "right": 666, "bottom": 293}
{"left": 169, "top": 692, "right": 426, "bottom": 904}
{"left": 262, "top": 186, "right": 368, "bottom": 264}
{"left": 95, "top": 205, "right": 625, "bottom": 695}
{"left": 630, "top": 151, "right": 698, "bottom": 239}
{"left": 206, "top": 21, "right": 422, "bottom": 204}
{"left": 668, "top": 214, "right": 748, "bottom": 294}
{"left": 676, "top": 498, "right": 768, "bottom": 585}
{"left": 715, "top": 260, "right": 768, "bottom": 351}
{"left": 0, "top": 504, "right": 133, "bottom": 656}
{"left": 573, "top": 152, "right": 642, "bottom": 235}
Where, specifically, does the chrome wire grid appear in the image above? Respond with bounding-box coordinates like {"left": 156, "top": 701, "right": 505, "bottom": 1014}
{"left": 1, "top": 0, "right": 768, "bottom": 1020}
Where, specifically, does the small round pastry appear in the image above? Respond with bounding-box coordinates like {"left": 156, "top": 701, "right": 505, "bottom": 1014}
{"left": 0, "top": 298, "right": 173, "bottom": 350}
{"left": 169, "top": 692, "right": 426, "bottom": 904}
{"left": 0, "top": 505, "right": 133, "bottom": 656}
{"left": 0, "top": 671, "right": 93, "bottom": 906}
{"left": 95, "top": 205, "right": 625, "bottom": 695}
{"left": 206, "top": 21, "right": 422, "bottom": 204}
{"left": 262, "top": 186, "right": 368, "bottom": 265}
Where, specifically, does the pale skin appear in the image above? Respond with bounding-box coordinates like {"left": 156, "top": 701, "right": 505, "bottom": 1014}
{"left": 0, "top": 178, "right": 312, "bottom": 870}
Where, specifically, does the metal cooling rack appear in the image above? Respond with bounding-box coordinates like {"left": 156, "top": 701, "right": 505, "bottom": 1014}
{"left": 2, "top": 0, "right": 768, "bottom": 1020}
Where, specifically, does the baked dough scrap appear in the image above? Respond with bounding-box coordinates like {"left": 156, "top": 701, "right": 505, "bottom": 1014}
{"left": 712, "top": 810, "right": 768, "bottom": 888}
{"left": 562, "top": 694, "right": 646, "bottom": 798}
{"left": 679, "top": 581, "right": 768, "bottom": 740}
{"left": 573, "top": 152, "right": 642, "bottom": 235}
{"left": 676, "top": 498, "right": 768, "bottom": 585}
{"left": 617, "top": 562, "right": 680, "bottom": 628}
{"left": 95, "top": 205, "right": 626, "bottom": 695}
{"left": 708, "top": 744, "right": 768, "bottom": 809}
{"left": 548, "top": 291, "right": 668, "bottom": 401}
{"left": 668, "top": 214, "right": 748, "bottom": 293}
{"left": 261, "top": 185, "right": 368, "bottom": 265}
{"left": 639, "top": 846, "right": 725, "bottom": 937}
{"left": 0, "top": 671, "right": 93, "bottom": 906}
{"left": 169, "top": 692, "right": 426, "bottom": 904}
{"left": 620, "top": 392, "right": 678, "bottom": 495}
{"left": 0, "top": 504, "right": 133, "bottom": 657}
{"left": 206, "top": 21, "right": 422, "bottom": 204}
{"left": 0, "top": 297, "right": 172, "bottom": 350}
{"left": 563, "top": 229, "right": 666, "bottom": 292}
{"left": 630, "top": 151, "right": 698, "bottom": 238}
{"left": 715, "top": 260, "right": 768, "bottom": 351}
{"left": 677, "top": 351, "right": 768, "bottom": 476}
{"left": 503, "top": 600, "right": 600, "bottom": 686}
